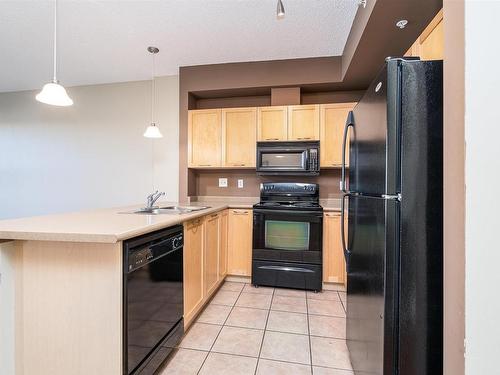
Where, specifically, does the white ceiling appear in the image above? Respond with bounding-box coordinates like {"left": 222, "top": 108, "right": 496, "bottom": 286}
{"left": 0, "top": 0, "right": 359, "bottom": 93}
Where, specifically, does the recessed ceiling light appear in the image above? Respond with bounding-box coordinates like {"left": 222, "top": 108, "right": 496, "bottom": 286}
{"left": 396, "top": 19, "right": 409, "bottom": 29}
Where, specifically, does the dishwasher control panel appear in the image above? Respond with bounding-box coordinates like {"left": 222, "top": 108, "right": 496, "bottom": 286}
{"left": 124, "top": 225, "right": 183, "bottom": 272}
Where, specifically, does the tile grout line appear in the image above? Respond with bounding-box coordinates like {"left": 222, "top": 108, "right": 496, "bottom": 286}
{"left": 196, "top": 281, "right": 247, "bottom": 375}
{"left": 306, "top": 291, "right": 314, "bottom": 375}
{"left": 254, "top": 286, "right": 274, "bottom": 375}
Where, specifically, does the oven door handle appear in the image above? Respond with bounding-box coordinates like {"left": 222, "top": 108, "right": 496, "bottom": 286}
{"left": 341, "top": 193, "right": 351, "bottom": 273}
{"left": 253, "top": 208, "right": 323, "bottom": 217}
{"left": 257, "top": 265, "right": 315, "bottom": 273}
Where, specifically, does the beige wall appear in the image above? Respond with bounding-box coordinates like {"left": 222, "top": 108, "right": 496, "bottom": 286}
{"left": 0, "top": 76, "right": 179, "bottom": 219}
{"left": 443, "top": 1, "right": 465, "bottom": 374}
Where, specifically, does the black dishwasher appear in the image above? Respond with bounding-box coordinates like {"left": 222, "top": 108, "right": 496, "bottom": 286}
{"left": 123, "top": 225, "right": 184, "bottom": 375}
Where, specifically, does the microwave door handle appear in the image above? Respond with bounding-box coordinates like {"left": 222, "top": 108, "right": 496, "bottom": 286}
{"left": 341, "top": 193, "right": 351, "bottom": 273}
{"left": 341, "top": 111, "right": 354, "bottom": 193}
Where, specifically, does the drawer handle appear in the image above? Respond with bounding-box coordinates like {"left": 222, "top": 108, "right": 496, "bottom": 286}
{"left": 233, "top": 210, "right": 248, "bottom": 215}
{"left": 232, "top": 164, "right": 245, "bottom": 167}
{"left": 258, "top": 265, "right": 314, "bottom": 273}
{"left": 210, "top": 213, "right": 218, "bottom": 218}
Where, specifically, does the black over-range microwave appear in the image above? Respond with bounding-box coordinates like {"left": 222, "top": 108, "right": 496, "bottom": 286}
{"left": 256, "top": 141, "right": 320, "bottom": 176}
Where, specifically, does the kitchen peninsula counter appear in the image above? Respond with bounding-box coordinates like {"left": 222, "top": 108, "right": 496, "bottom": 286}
{"left": 0, "top": 199, "right": 254, "bottom": 375}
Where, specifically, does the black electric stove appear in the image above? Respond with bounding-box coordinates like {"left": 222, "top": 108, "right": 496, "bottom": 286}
{"left": 252, "top": 183, "right": 323, "bottom": 291}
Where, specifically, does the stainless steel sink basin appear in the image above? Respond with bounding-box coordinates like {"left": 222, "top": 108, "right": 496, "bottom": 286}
{"left": 121, "top": 205, "right": 211, "bottom": 215}
{"left": 159, "top": 205, "right": 210, "bottom": 211}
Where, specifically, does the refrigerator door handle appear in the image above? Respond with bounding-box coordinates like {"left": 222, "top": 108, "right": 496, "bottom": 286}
{"left": 341, "top": 111, "right": 355, "bottom": 193}
{"left": 341, "top": 193, "right": 351, "bottom": 272}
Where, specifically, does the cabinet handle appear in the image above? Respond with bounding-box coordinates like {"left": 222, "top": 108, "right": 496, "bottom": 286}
{"left": 210, "top": 213, "right": 219, "bottom": 218}
{"left": 297, "top": 137, "right": 312, "bottom": 140}
{"left": 265, "top": 138, "right": 279, "bottom": 141}
{"left": 232, "top": 164, "right": 245, "bottom": 167}
{"left": 232, "top": 210, "right": 249, "bottom": 215}
{"left": 199, "top": 164, "right": 212, "bottom": 167}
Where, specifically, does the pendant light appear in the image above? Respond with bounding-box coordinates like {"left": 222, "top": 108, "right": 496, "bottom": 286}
{"left": 277, "top": 0, "right": 285, "bottom": 19}
{"left": 36, "top": 0, "right": 73, "bottom": 106}
{"left": 143, "top": 47, "right": 163, "bottom": 138}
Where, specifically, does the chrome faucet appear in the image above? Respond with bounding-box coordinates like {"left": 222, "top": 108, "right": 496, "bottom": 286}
{"left": 146, "top": 190, "right": 165, "bottom": 209}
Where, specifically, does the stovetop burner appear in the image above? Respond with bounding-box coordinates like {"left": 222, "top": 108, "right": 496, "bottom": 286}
{"left": 254, "top": 183, "right": 322, "bottom": 212}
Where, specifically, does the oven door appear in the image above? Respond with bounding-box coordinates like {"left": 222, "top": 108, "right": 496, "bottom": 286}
{"left": 252, "top": 209, "right": 323, "bottom": 264}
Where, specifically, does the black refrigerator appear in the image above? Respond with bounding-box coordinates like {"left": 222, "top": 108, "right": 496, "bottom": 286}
{"left": 340, "top": 58, "right": 443, "bottom": 375}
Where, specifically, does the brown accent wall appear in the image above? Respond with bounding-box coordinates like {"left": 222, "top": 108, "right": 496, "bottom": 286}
{"left": 192, "top": 169, "right": 343, "bottom": 199}
{"left": 179, "top": 57, "right": 344, "bottom": 202}
{"left": 271, "top": 87, "right": 301, "bottom": 106}
{"left": 443, "top": 1, "right": 465, "bottom": 374}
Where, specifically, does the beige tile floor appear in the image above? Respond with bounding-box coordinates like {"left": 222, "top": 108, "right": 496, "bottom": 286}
{"left": 159, "top": 281, "right": 352, "bottom": 375}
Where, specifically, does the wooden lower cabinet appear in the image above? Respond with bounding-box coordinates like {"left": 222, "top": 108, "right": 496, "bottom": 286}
{"left": 219, "top": 210, "right": 228, "bottom": 278}
{"left": 323, "top": 212, "right": 347, "bottom": 286}
{"left": 227, "top": 209, "right": 253, "bottom": 276}
{"left": 204, "top": 212, "right": 220, "bottom": 296}
{"left": 183, "top": 217, "right": 205, "bottom": 327}
{"left": 183, "top": 209, "right": 253, "bottom": 327}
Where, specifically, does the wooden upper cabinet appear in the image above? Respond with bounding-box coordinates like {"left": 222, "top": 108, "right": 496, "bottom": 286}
{"left": 257, "top": 106, "right": 288, "bottom": 141}
{"left": 287, "top": 104, "right": 320, "bottom": 141}
{"left": 204, "top": 213, "right": 220, "bottom": 296}
{"left": 183, "top": 218, "right": 204, "bottom": 327}
{"left": 405, "top": 9, "right": 443, "bottom": 61}
{"left": 419, "top": 16, "right": 443, "bottom": 60}
{"left": 227, "top": 209, "right": 253, "bottom": 276}
{"left": 188, "top": 109, "right": 222, "bottom": 167}
{"left": 323, "top": 212, "right": 347, "bottom": 285}
{"left": 320, "top": 103, "right": 357, "bottom": 168}
{"left": 222, "top": 108, "right": 257, "bottom": 167}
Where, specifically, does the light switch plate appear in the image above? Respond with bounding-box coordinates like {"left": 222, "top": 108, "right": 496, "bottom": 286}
{"left": 219, "top": 178, "right": 228, "bottom": 188}
{"left": 237, "top": 179, "right": 244, "bottom": 188}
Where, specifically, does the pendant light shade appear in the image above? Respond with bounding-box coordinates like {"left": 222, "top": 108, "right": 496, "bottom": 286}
{"left": 277, "top": 0, "right": 285, "bottom": 19}
{"left": 143, "top": 47, "right": 163, "bottom": 138}
{"left": 143, "top": 123, "right": 163, "bottom": 138}
{"left": 36, "top": 81, "right": 73, "bottom": 106}
{"left": 36, "top": 0, "right": 73, "bottom": 106}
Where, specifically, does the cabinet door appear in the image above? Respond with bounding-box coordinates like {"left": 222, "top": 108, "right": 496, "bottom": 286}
{"left": 323, "top": 212, "right": 346, "bottom": 285}
{"left": 419, "top": 18, "right": 443, "bottom": 60}
{"left": 219, "top": 210, "right": 228, "bottom": 278}
{"left": 204, "top": 213, "right": 220, "bottom": 296}
{"left": 287, "top": 104, "right": 320, "bottom": 141}
{"left": 222, "top": 108, "right": 257, "bottom": 167}
{"left": 188, "top": 109, "right": 222, "bottom": 167}
{"left": 183, "top": 218, "right": 204, "bottom": 327}
{"left": 320, "top": 103, "right": 357, "bottom": 168}
{"left": 227, "top": 209, "right": 253, "bottom": 276}
{"left": 257, "top": 106, "right": 288, "bottom": 141}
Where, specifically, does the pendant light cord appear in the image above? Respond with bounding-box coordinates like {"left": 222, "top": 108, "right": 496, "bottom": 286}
{"left": 53, "top": 0, "right": 58, "bottom": 82}
{"left": 151, "top": 51, "right": 156, "bottom": 191}
{"left": 151, "top": 52, "right": 155, "bottom": 124}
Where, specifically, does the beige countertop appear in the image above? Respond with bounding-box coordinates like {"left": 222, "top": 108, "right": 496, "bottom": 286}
{"left": 0, "top": 196, "right": 341, "bottom": 244}
{"left": 0, "top": 201, "right": 252, "bottom": 244}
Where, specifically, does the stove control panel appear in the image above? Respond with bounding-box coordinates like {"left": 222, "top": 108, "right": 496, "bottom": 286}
{"left": 261, "top": 182, "right": 318, "bottom": 195}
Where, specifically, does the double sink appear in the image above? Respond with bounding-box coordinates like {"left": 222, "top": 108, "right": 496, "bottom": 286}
{"left": 128, "top": 205, "right": 210, "bottom": 215}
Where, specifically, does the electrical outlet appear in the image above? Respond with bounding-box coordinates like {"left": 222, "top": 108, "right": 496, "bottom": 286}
{"left": 218, "top": 178, "right": 228, "bottom": 188}
{"left": 238, "top": 179, "right": 244, "bottom": 188}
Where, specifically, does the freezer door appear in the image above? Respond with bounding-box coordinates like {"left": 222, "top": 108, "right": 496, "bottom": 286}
{"left": 348, "top": 61, "right": 400, "bottom": 196}
{"left": 346, "top": 195, "right": 399, "bottom": 375}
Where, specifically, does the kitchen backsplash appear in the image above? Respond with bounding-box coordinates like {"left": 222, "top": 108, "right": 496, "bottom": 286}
{"left": 191, "top": 169, "right": 344, "bottom": 199}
